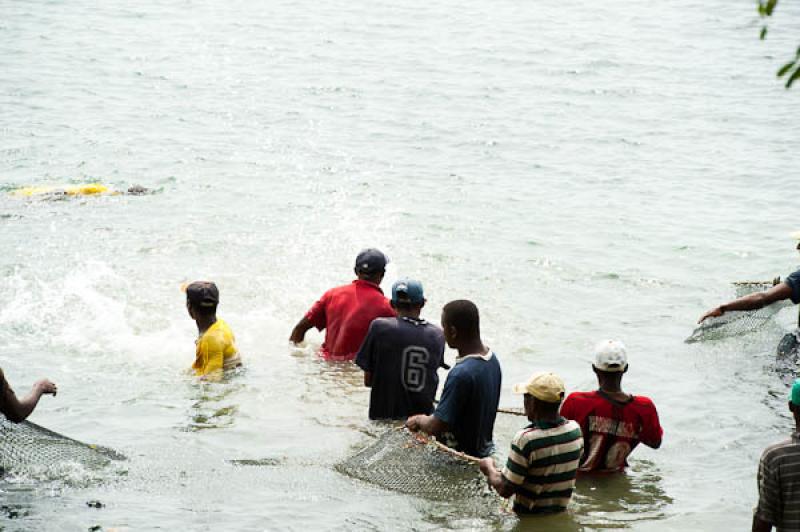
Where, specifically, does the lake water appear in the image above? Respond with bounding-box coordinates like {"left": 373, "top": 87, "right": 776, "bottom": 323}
{"left": 2, "top": 0, "right": 800, "bottom": 529}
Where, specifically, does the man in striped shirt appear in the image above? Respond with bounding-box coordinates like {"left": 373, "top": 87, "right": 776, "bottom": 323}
{"left": 479, "top": 372, "right": 583, "bottom": 515}
{"left": 753, "top": 378, "right": 800, "bottom": 531}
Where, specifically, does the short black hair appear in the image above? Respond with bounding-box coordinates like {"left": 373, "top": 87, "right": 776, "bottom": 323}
{"left": 442, "top": 299, "right": 480, "bottom": 338}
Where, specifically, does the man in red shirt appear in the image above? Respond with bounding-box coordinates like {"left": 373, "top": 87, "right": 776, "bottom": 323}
{"left": 560, "top": 340, "right": 662, "bottom": 473}
{"left": 289, "top": 249, "right": 396, "bottom": 361}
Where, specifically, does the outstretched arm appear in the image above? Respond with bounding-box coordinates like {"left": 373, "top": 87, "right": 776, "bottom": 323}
{"left": 699, "top": 283, "right": 792, "bottom": 323}
{"left": 478, "top": 458, "right": 516, "bottom": 498}
{"left": 289, "top": 317, "right": 314, "bottom": 344}
{"left": 0, "top": 372, "right": 57, "bottom": 423}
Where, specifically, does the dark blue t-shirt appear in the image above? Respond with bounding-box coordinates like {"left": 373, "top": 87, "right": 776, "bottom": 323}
{"left": 433, "top": 352, "right": 502, "bottom": 458}
{"left": 785, "top": 269, "right": 800, "bottom": 304}
{"left": 355, "top": 317, "right": 445, "bottom": 420}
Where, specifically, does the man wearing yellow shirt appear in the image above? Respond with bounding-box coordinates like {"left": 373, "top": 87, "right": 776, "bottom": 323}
{"left": 184, "top": 281, "right": 242, "bottom": 378}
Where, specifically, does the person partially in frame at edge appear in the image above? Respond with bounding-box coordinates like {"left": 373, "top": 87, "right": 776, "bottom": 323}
{"left": 698, "top": 231, "right": 800, "bottom": 358}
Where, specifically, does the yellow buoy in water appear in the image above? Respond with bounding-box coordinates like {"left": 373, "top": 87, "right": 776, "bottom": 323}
{"left": 10, "top": 183, "right": 110, "bottom": 197}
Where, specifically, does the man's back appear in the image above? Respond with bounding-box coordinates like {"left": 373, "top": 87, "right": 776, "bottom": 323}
{"left": 502, "top": 418, "right": 583, "bottom": 514}
{"left": 560, "top": 390, "right": 662, "bottom": 472}
{"left": 193, "top": 319, "right": 241, "bottom": 377}
{"left": 755, "top": 433, "right": 800, "bottom": 531}
{"left": 434, "top": 352, "right": 502, "bottom": 457}
{"left": 356, "top": 316, "right": 445, "bottom": 420}
{"left": 305, "top": 280, "right": 395, "bottom": 360}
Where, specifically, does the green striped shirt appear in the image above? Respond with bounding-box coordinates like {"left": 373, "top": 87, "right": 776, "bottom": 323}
{"left": 755, "top": 432, "right": 800, "bottom": 530}
{"left": 501, "top": 417, "right": 583, "bottom": 515}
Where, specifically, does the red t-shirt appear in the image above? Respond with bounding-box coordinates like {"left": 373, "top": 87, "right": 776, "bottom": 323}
{"left": 305, "top": 280, "right": 396, "bottom": 361}
{"left": 560, "top": 390, "right": 663, "bottom": 473}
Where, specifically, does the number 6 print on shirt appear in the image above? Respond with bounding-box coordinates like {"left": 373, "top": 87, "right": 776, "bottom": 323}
{"left": 401, "top": 346, "right": 430, "bottom": 392}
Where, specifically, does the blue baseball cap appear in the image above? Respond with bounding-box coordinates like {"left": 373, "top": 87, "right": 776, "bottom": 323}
{"left": 392, "top": 278, "right": 424, "bottom": 305}
{"left": 791, "top": 379, "right": 800, "bottom": 406}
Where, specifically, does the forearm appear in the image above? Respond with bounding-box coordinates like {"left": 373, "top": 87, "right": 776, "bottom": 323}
{"left": 290, "top": 317, "right": 313, "bottom": 343}
{"left": 406, "top": 414, "right": 448, "bottom": 436}
{"left": 3, "top": 389, "right": 42, "bottom": 423}
{"left": 418, "top": 415, "right": 446, "bottom": 435}
{"left": 721, "top": 293, "right": 769, "bottom": 313}
{"left": 482, "top": 463, "right": 515, "bottom": 498}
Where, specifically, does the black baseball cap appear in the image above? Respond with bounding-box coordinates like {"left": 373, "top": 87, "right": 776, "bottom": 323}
{"left": 354, "top": 248, "right": 388, "bottom": 274}
{"left": 183, "top": 281, "right": 219, "bottom": 307}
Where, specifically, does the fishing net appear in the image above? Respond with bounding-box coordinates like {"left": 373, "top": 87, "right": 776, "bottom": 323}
{"left": 335, "top": 428, "right": 491, "bottom": 501}
{"left": 685, "top": 280, "right": 791, "bottom": 343}
{"left": 0, "top": 416, "right": 124, "bottom": 474}
{"left": 777, "top": 329, "right": 800, "bottom": 357}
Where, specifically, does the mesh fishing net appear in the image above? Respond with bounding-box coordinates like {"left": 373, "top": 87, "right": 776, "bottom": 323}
{"left": 335, "top": 428, "right": 492, "bottom": 501}
{"left": 685, "top": 281, "right": 791, "bottom": 343}
{"left": 0, "top": 416, "right": 124, "bottom": 474}
{"left": 777, "top": 330, "right": 800, "bottom": 357}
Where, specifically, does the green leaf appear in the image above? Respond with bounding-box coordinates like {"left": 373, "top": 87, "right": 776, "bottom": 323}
{"left": 787, "top": 67, "right": 800, "bottom": 88}
{"left": 758, "top": 2, "right": 766, "bottom": 16}
{"left": 760, "top": 27, "right": 768, "bottom": 40}
{"left": 766, "top": 0, "right": 778, "bottom": 16}
{"left": 778, "top": 61, "right": 796, "bottom": 77}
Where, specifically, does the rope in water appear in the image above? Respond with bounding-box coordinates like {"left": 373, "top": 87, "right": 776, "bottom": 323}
{"left": 433, "top": 398, "right": 525, "bottom": 417}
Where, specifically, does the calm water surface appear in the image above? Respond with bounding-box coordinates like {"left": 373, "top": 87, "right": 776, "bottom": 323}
{"left": 1, "top": 0, "right": 800, "bottom": 529}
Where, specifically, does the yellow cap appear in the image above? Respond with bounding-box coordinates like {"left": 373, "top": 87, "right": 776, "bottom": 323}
{"left": 791, "top": 231, "right": 800, "bottom": 241}
{"left": 512, "top": 372, "right": 565, "bottom": 403}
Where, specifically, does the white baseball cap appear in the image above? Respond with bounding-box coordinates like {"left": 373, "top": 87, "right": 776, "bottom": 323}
{"left": 593, "top": 339, "right": 628, "bottom": 372}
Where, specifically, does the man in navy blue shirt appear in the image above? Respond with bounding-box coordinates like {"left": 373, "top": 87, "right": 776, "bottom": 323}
{"left": 406, "top": 299, "right": 501, "bottom": 458}
{"left": 356, "top": 279, "right": 445, "bottom": 420}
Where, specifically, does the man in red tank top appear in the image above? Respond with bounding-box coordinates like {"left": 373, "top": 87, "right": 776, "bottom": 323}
{"left": 560, "top": 340, "right": 663, "bottom": 473}
{"left": 289, "top": 249, "right": 396, "bottom": 361}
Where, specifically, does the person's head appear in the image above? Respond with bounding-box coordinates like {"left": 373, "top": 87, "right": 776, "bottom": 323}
{"left": 391, "top": 278, "right": 425, "bottom": 316}
{"left": 789, "top": 379, "right": 800, "bottom": 425}
{"left": 354, "top": 248, "right": 387, "bottom": 284}
{"left": 512, "top": 372, "right": 566, "bottom": 421}
{"left": 441, "top": 299, "right": 480, "bottom": 348}
{"left": 127, "top": 185, "right": 151, "bottom": 196}
{"left": 184, "top": 281, "right": 219, "bottom": 320}
{"left": 591, "top": 339, "right": 628, "bottom": 384}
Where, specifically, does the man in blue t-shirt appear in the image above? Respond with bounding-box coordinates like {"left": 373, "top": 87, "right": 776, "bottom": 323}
{"left": 355, "top": 279, "right": 446, "bottom": 420}
{"left": 406, "top": 299, "right": 501, "bottom": 458}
